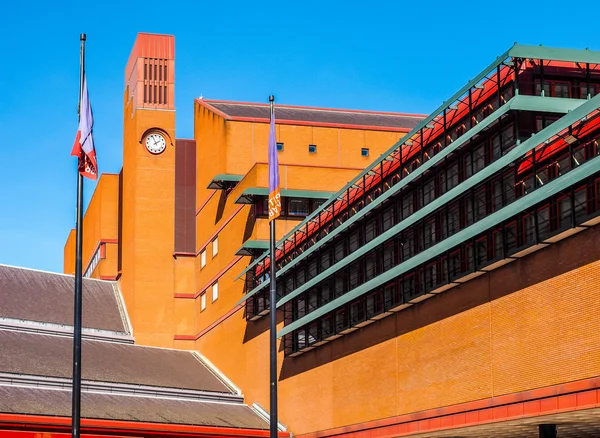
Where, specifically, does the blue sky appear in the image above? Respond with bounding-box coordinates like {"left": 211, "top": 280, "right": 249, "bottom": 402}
{"left": 1, "top": 0, "right": 599, "bottom": 273}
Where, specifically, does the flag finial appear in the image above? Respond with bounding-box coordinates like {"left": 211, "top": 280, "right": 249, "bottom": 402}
{"left": 80, "top": 33, "right": 86, "bottom": 41}
{"left": 269, "top": 95, "right": 274, "bottom": 103}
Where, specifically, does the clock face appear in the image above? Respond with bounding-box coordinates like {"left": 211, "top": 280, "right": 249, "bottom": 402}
{"left": 145, "top": 133, "right": 167, "bottom": 155}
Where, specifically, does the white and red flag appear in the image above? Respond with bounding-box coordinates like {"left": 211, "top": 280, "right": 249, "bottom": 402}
{"left": 71, "top": 74, "right": 98, "bottom": 180}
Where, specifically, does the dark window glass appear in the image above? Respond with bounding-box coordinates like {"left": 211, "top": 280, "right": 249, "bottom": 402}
{"left": 289, "top": 199, "right": 309, "bottom": 216}
{"left": 365, "top": 219, "right": 378, "bottom": 243}
{"left": 383, "top": 206, "right": 395, "bottom": 232}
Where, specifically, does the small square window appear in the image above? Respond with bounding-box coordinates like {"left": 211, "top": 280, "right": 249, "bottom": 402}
{"left": 212, "top": 282, "right": 219, "bottom": 302}
{"left": 201, "top": 293, "right": 206, "bottom": 311}
{"left": 361, "top": 148, "right": 369, "bottom": 157}
{"left": 200, "top": 250, "right": 206, "bottom": 268}
{"left": 212, "top": 237, "right": 218, "bottom": 257}
{"left": 308, "top": 144, "right": 317, "bottom": 154}
{"left": 277, "top": 142, "right": 284, "bottom": 151}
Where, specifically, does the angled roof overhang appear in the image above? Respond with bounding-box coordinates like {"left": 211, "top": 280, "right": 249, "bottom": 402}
{"left": 235, "top": 240, "right": 270, "bottom": 257}
{"left": 207, "top": 174, "right": 244, "bottom": 190}
{"left": 234, "top": 188, "right": 334, "bottom": 205}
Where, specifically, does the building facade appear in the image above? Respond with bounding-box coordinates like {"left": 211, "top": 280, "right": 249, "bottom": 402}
{"left": 62, "top": 33, "right": 600, "bottom": 437}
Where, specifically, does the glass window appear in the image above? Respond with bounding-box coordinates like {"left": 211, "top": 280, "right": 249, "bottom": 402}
{"left": 473, "top": 145, "right": 486, "bottom": 174}
{"left": 348, "top": 262, "right": 360, "bottom": 289}
{"left": 334, "top": 239, "right": 345, "bottom": 263}
{"left": 448, "top": 201, "right": 460, "bottom": 236}
{"left": 365, "top": 219, "right": 378, "bottom": 243}
{"left": 312, "top": 199, "right": 326, "bottom": 212}
{"left": 423, "top": 217, "right": 436, "bottom": 249}
{"left": 277, "top": 142, "right": 284, "bottom": 151}
{"left": 447, "top": 161, "right": 459, "bottom": 190}
{"left": 402, "top": 192, "right": 414, "bottom": 219}
{"left": 423, "top": 178, "right": 436, "bottom": 206}
{"left": 320, "top": 249, "right": 332, "bottom": 270}
{"left": 581, "top": 84, "right": 597, "bottom": 98}
{"left": 349, "top": 229, "right": 361, "bottom": 253}
{"left": 201, "top": 250, "right": 206, "bottom": 268}
{"left": 383, "top": 206, "right": 395, "bottom": 232}
{"left": 212, "top": 282, "right": 219, "bottom": 302}
{"left": 308, "top": 144, "right": 317, "bottom": 154}
{"left": 201, "top": 293, "right": 206, "bottom": 311}
{"left": 361, "top": 148, "right": 369, "bottom": 157}
{"left": 289, "top": 199, "right": 309, "bottom": 216}
{"left": 212, "top": 237, "right": 218, "bottom": 257}
{"left": 383, "top": 241, "right": 395, "bottom": 272}
{"left": 365, "top": 251, "right": 377, "bottom": 281}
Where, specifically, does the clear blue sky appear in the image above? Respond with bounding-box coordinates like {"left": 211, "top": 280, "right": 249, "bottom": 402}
{"left": 1, "top": 0, "right": 599, "bottom": 273}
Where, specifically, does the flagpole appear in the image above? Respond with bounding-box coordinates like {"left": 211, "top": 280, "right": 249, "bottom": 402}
{"left": 268, "top": 94, "right": 279, "bottom": 438}
{"left": 71, "top": 32, "right": 86, "bottom": 438}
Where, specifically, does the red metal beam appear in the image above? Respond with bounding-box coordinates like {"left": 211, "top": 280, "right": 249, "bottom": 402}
{"left": 0, "top": 414, "right": 290, "bottom": 438}
{"left": 295, "top": 377, "right": 600, "bottom": 438}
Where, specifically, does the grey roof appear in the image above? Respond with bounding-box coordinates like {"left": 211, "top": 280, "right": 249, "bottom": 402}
{"left": 0, "top": 264, "right": 127, "bottom": 333}
{"left": 0, "top": 330, "right": 231, "bottom": 393}
{"left": 0, "top": 385, "right": 268, "bottom": 429}
{"left": 202, "top": 100, "right": 424, "bottom": 130}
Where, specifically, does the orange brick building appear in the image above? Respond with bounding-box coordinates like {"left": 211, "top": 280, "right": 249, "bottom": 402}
{"left": 62, "top": 33, "right": 600, "bottom": 438}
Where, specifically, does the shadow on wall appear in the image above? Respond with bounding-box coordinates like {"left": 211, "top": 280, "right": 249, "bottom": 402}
{"left": 215, "top": 190, "right": 228, "bottom": 224}
{"left": 274, "top": 224, "right": 600, "bottom": 381}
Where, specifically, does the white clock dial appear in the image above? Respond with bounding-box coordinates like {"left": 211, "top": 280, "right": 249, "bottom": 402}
{"left": 145, "top": 133, "right": 167, "bottom": 154}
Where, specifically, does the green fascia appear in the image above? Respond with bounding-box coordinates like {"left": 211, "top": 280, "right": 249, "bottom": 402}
{"left": 207, "top": 173, "right": 244, "bottom": 189}
{"left": 279, "top": 153, "right": 600, "bottom": 338}
{"left": 235, "top": 188, "right": 335, "bottom": 204}
{"left": 509, "top": 44, "right": 600, "bottom": 65}
{"left": 235, "top": 94, "right": 590, "bottom": 306}
{"left": 237, "top": 44, "right": 600, "bottom": 280}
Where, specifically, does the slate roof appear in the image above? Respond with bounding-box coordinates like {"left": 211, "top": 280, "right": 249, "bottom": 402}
{"left": 0, "top": 329, "right": 231, "bottom": 393}
{"left": 0, "top": 386, "right": 268, "bottom": 429}
{"left": 198, "top": 100, "right": 424, "bottom": 131}
{"left": 0, "top": 264, "right": 271, "bottom": 431}
{"left": 0, "top": 264, "right": 127, "bottom": 334}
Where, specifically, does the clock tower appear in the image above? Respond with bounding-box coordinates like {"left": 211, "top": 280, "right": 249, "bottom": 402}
{"left": 120, "top": 33, "right": 177, "bottom": 347}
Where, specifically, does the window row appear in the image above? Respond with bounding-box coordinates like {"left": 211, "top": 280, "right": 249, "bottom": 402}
{"left": 247, "top": 132, "right": 600, "bottom": 321}
{"left": 280, "top": 173, "right": 600, "bottom": 355}
{"left": 256, "top": 197, "right": 327, "bottom": 219}
{"left": 200, "top": 282, "right": 219, "bottom": 311}
{"left": 200, "top": 236, "right": 219, "bottom": 269}
{"left": 251, "top": 114, "right": 520, "bottom": 289}
{"left": 250, "top": 67, "right": 600, "bottom": 282}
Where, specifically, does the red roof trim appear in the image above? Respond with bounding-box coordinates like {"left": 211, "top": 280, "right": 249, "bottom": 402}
{"left": 196, "top": 205, "right": 244, "bottom": 255}
{"left": 295, "top": 377, "right": 600, "bottom": 438}
{"left": 175, "top": 303, "right": 244, "bottom": 341}
{"left": 175, "top": 256, "right": 243, "bottom": 299}
{"left": 0, "top": 413, "right": 288, "bottom": 438}
{"left": 197, "top": 189, "right": 218, "bottom": 216}
{"left": 199, "top": 99, "right": 427, "bottom": 118}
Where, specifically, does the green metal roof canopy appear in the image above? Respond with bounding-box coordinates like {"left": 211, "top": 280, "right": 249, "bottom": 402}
{"left": 235, "top": 240, "right": 270, "bottom": 257}
{"left": 234, "top": 188, "right": 335, "bottom": 205}
{"left": 207, "top": 174, "right": 244, "bottom": 190}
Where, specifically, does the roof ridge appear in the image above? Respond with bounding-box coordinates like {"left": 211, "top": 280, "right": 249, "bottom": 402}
{"left": 0, "top": 372, "right": 244, "bottom": 404}
{"left": 0, "top": 319, "right": 133, "bottom": 343}
{"left": 0, "top": 263, "right": 116, "bottom": 283}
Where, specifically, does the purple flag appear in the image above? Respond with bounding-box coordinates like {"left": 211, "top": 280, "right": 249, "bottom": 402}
{"left": 268, "top": 104, "right": 281, "bottom": 220}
